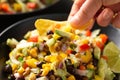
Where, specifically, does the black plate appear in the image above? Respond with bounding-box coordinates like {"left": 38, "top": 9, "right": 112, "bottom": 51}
{"left": 0, "top": 13, "right": 120, "bottom": 80}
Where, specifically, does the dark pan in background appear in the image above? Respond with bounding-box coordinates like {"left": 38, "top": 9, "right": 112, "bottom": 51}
{"left": 0, "top": 13, "right": 120, "bottom": 80}
{"left": 0, "top": 0, "right": 73, "bottom": 33}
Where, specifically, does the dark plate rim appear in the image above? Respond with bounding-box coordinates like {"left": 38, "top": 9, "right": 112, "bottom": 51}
{"left": 0, "top": 13, "right": 68, "bottom": 37}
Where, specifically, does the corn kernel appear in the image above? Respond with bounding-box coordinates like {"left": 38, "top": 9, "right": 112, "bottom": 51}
{"left": 11, "top": 64, "right": 18, "bottom": 71}
{"left": 87, "top": 64, "right": 94, "bottom": 69}
{"left": 60, "top": 53, "right": 67, "bottom": 59}
{"left": 45, "top": 55, "right": 57, "bottom": 62}
{"left": 42, "top": 63, "right": 51, "bottom": 69}
{"left": 29, "top": 73, "right": 36, "bottom": 80}
{"left": 67, "top": 75, "right": 76, "bottom": 80}
{"left": 81, "top": 39, "right": 89, "bottom": 44}
{"left": 29, "top": 47, "right": 38, "bottom": 58}
{"left": 41, "top": 67, "right": 50, "bottom": 76}
{"left": 26, "top": 58, "right": 38, "bottom": 68}
{"left": 81, "top": 51, "right": 92, "bottom": 63}
{"left": 53, "top": 33, "right": 60, "bottom": 40}
{"left": 13, "top": 3, "right": 21, "bottom": 12}
{"left": 74, "top": 35, "right": 79, "bottom": 40}
{"left": 26, "top": 56, "right": 32, "bottom": 59}
{"left": 17, "top": 67, "right": 25, "bottom": 74}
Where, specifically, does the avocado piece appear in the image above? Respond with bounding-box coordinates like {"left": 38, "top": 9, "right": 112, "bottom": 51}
{"left": 55, "top": 30, "right": 71, "bottom": 38}
{"left": 98, "top": 58, "right": 115, "bottom": 80}
{"left": 86, "top": 69, "right": 94, "bottom": 79}
{"left": 94, "top": 46, "right": 101, "bottom": 60}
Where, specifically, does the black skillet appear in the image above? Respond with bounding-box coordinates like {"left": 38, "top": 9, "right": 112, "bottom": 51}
{"left": 0, "top": 13, "right": 120, "bottom": 80}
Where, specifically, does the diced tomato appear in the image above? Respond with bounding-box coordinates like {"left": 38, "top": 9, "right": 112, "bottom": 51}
{"left": 22, "top": 62, "right": 28, "bottom": 69}
{"left": 1, "top": 3, "right": 10, "bottom": 12}
{"left": 96, "top": 41, "right": 104, "bottom": 50}
{"left": 28, "top": 36, "right": 38, "bottom": 42}
{"left": 27, "top": 2, "right": 37, "bottom": 9}
{"left": 101, "top": 55, "right": 108, "bottom": 61}
{"left": 99, "top": 34, "right": 108, "bottom": 43}
{"left": 80, "top": 65, "right": 86, "bottom": 70}
{"left": 66, "top": 49, "right": 73, "bottom": 55}
{"left": 80, "top": 44, "right": 90, "bottom": 51}
{"left": 85, "top": 30, "right": 91, "bottom": 36}
{"left": 55, "top": 24, "right": 61, "bottom": 29}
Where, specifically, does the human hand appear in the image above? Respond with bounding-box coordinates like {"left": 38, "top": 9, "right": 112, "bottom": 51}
{"left": 68, "top": 0, "right": 120, "bottom": 29}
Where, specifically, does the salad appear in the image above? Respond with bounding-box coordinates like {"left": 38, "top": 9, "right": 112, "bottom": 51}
{"left": 0, "top": 0, "right": 57, "bottom": 14}
{"left": 4, "top": 19, "right": 120, "bottom": 80}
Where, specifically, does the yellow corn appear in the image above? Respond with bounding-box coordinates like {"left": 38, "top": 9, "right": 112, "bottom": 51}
{"left": 87, "top": 64, "right": 94, "bottom": 69}
{"left": 26, "top": 56, "right": 32, "bottom": 60}
{"left": 13, "top": 3, "right": 21, "bottom": 12}
{"left": 41, "top": 67, "right": 50, "bottom": 76}
{"left": 45, "top": 55, "right": 57, "bottom": 62}
{"left": 17, "top": 67, "right": 25, "bottom": 74}
{"left": 81, "top": 39, "right": 89, "bottom": 44}
{"left": 59, "top": 53, "right": 67, "bottom": 59}
{"left": 74, "top": 35, "right": 79, "bottom": 40}
{"left": 41, "top": 51, "right": 47, "bottom": 56}
{"left": 42, "top": 63, "right": 51, "bottom": 69}
{"left": 67, "top": 75, "right": 76, "bottom": 80}
{"left": 26, "top": 58, "right": 38, "bottom": 68}
{"left": 81, "top": 51, "right": 92, "bottom": 63}
{"left": 29, "top": 73, "right": 36, "bottom": 80}
{"left": 11, "top": 64, "right": 18, "bottom": 71}
{"left": 29, "top": 47, "right": 38, "bottom": 58}
{"left": 53, "top": 33, "right": 60, "bottom": 40}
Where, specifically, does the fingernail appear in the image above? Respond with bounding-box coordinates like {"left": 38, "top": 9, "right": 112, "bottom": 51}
{"left": 102, "top": 9, "right": 113, "bottom": 20}
{"left": 69, "top": 15, "right": 81, "bottom": 28}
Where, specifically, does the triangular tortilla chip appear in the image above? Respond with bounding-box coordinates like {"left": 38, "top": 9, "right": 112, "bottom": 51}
{"left": 35, "top": 19, "right": 72, "bottom": 36}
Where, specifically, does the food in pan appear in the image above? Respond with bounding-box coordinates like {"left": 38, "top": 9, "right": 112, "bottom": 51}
{"left": 0, "top": 0, "right": 57, "bottom": 14}
{"left": 4, "top": 19, "right": 120, "bottom": 80}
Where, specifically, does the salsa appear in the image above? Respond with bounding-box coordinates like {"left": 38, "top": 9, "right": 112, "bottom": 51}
{"left": 4, "top": 19, "right": 120, "bottom": 80}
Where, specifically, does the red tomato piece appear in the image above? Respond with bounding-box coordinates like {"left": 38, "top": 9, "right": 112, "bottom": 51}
{"left": 66, "top": 49, "right": 73, "bottom": 55}
{"left": 96, "top": 41, "right": 104, "bottom": 50}
{"left": 85, "top": 30, "right": 91, "bottom": 36}
{"left": 99, "top": 34, "right": 108, "bottom": 44}
{"left": 80, "top": 44, "right": 90, "bottom": 51}
{"left": 1, "top": 3, "right": 10, "bottom": 12}
{"left": 27, "top": 2, "right": 37, "bottom": 9}
{"left": 80, "top": 65, "right": 86, "bottom": 70}
{"left": 28, "top": 36, "right": 38, "bottom": 42}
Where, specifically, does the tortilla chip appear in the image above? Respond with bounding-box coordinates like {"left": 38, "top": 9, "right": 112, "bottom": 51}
{"left": 35, "top": 19, "right": 93, "bottom": 36}
{"left": 35, "top": 19, "right": 72, "bottom": 36}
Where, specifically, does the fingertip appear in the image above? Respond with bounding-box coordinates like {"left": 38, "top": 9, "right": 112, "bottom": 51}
{"left": 69, "top": 18, "right": 94, "bottom": 30}
{"left": 97, "top": 8, "right": 114, "bottom": 27}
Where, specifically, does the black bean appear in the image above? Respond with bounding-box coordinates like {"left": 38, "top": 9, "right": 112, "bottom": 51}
{"left": 3, "top": 64, "right": 12, "bottom": 74}
{"left": 49, "top": 75, "right": 56, "bottom": 80}
{"left": 47, "top": 30, "right": 54, "bottom": 35}
{"left": 92, "top": 58, "right": 98, "bottom": 67}
{"left": 39, "top": 43, "right": 49, "bottom": 52}
{"left": 65, "top": 59, "right": 72, "bottom": 66}
{"left": 36, "top": 62, "right": 45, "bottom": 68}
{"left": 47, "top": 70, "right": 54, "bottom": 76}
{"left": 66, "top": 65, "right": 75, "bottom": 74}
{"left": 57, "top": 37, "right": 63, "bottom": 41}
